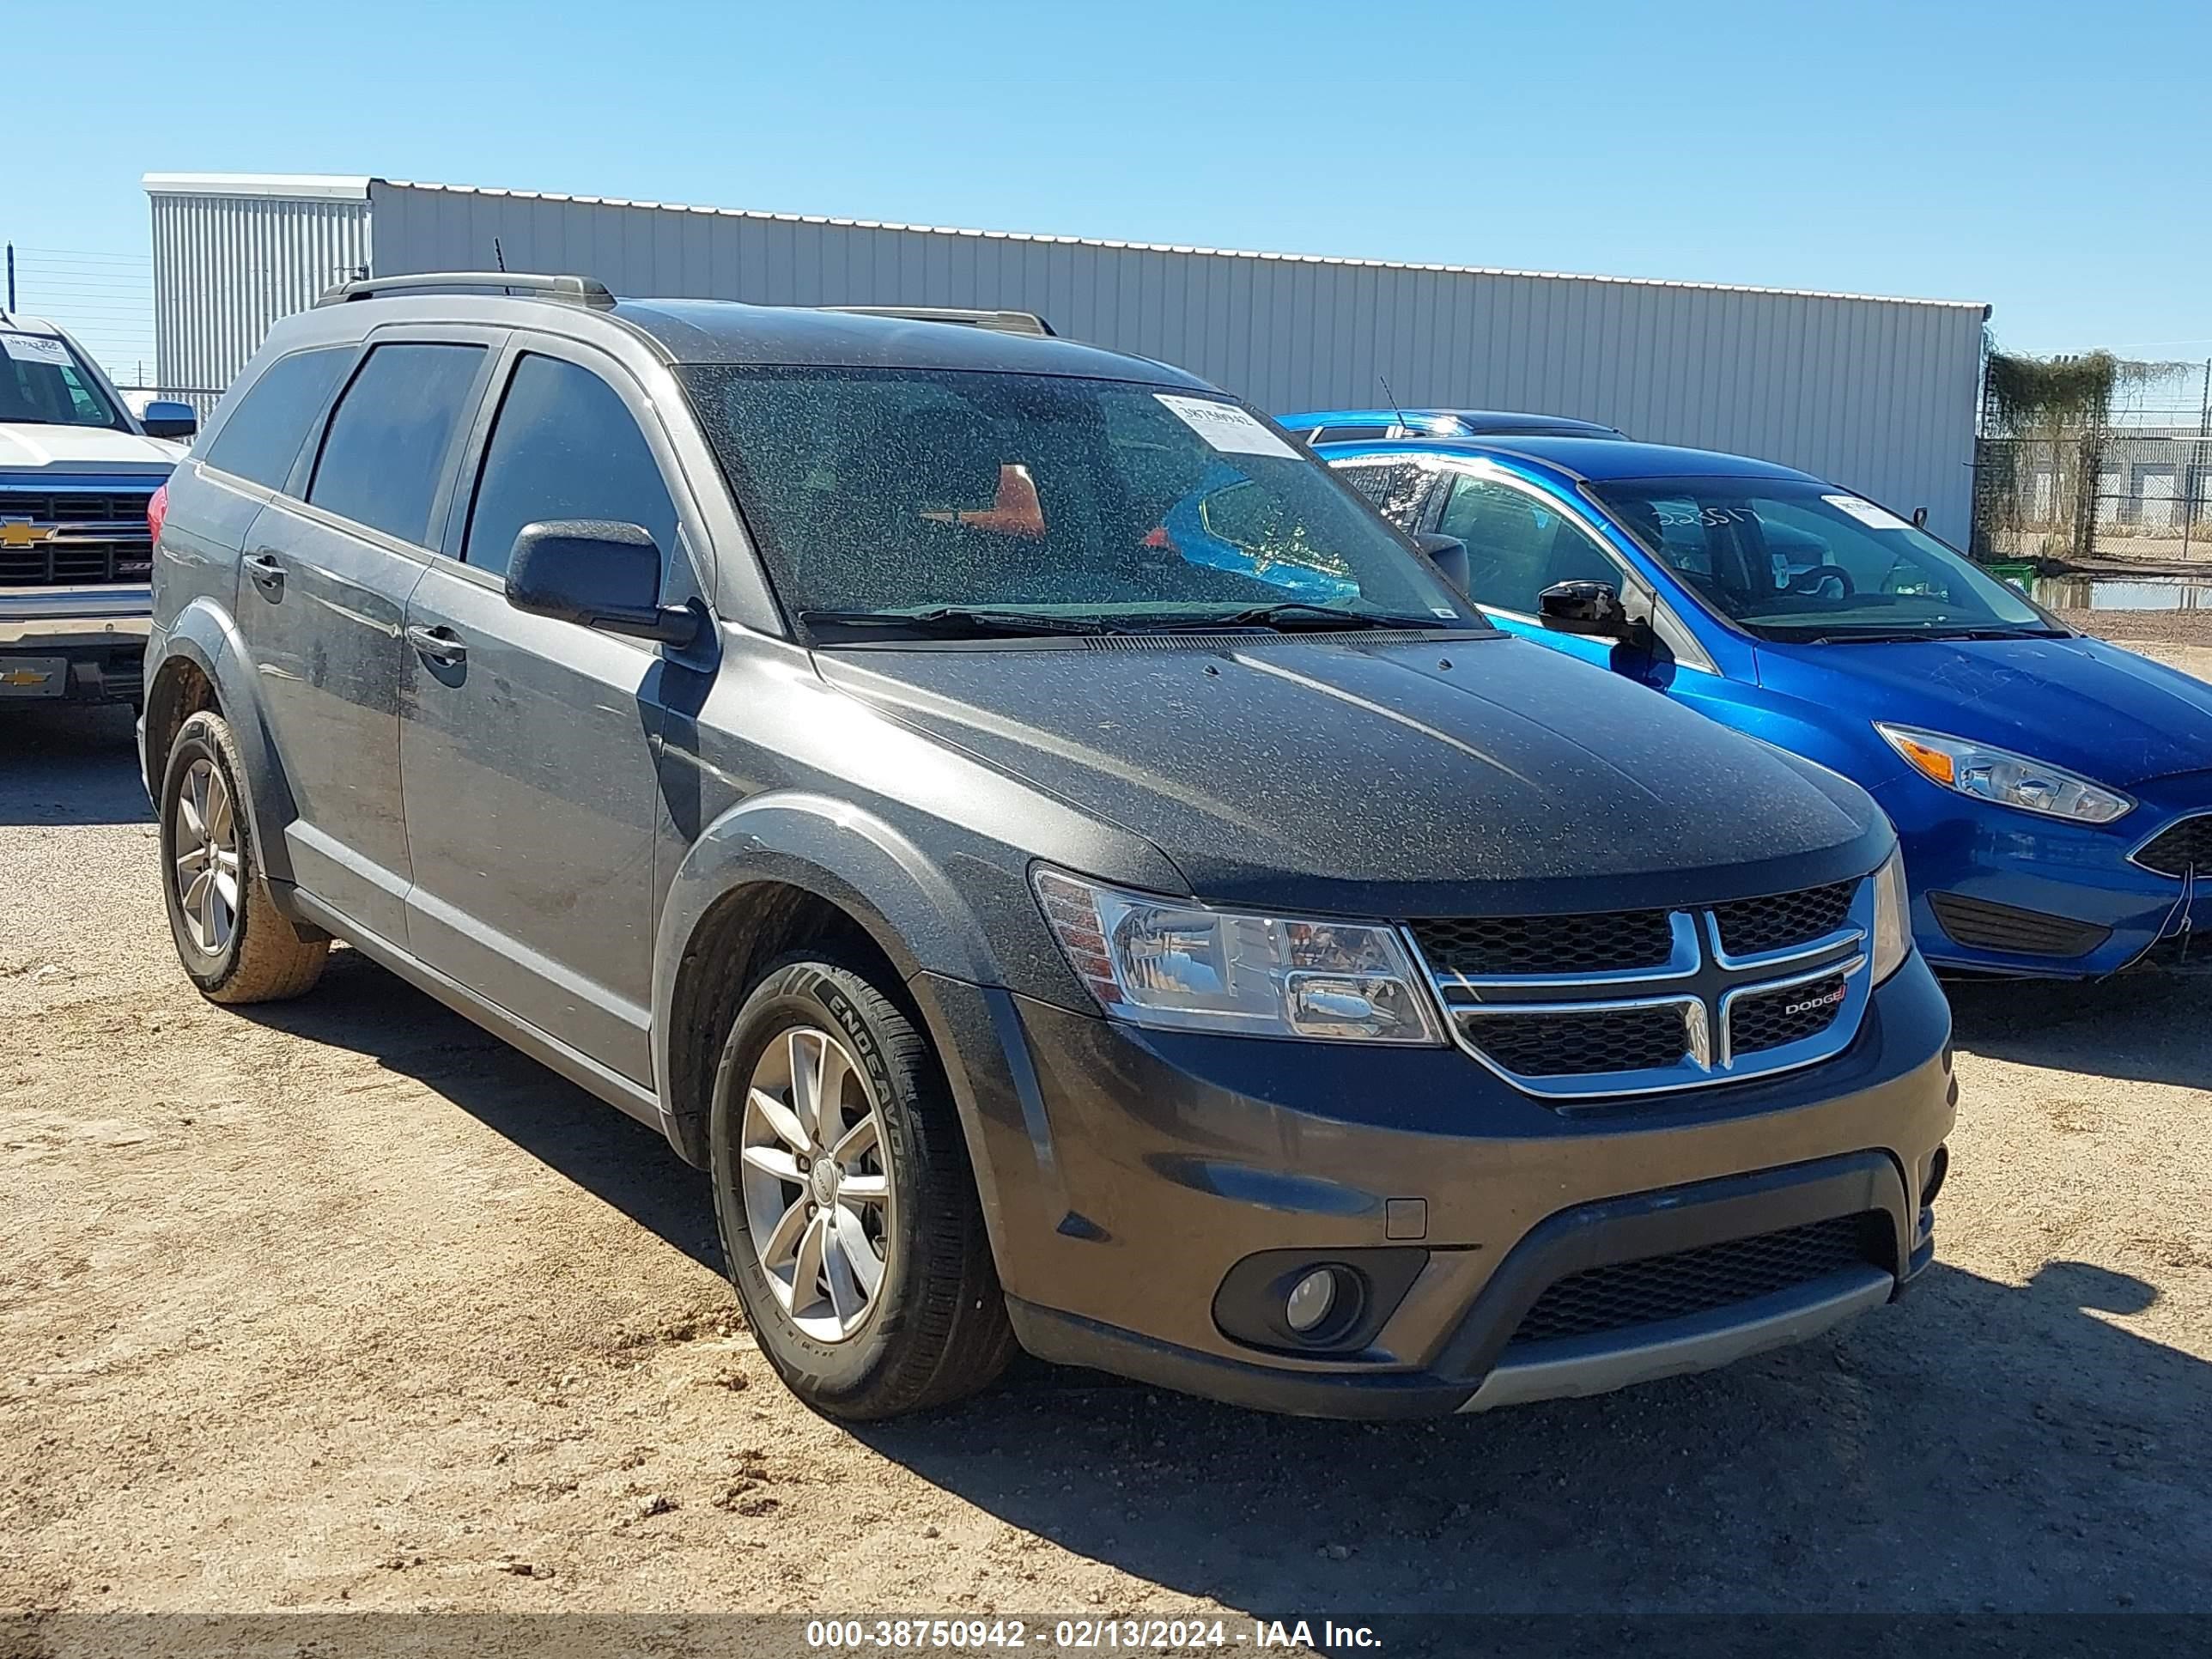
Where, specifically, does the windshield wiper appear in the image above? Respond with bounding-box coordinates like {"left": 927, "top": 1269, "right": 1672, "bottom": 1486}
{"left": 1792, "top": 625, "right": 2068, "bottom": 645}
{"left": 1153, "top": 602, "right": 1457, "bottom": 633}
{"left": 799, "top": 607, "right": 1127, "bottom": 640}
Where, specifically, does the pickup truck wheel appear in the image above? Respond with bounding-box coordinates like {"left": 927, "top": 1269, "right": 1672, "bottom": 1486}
{"left": 709, "top": 956, "right": 1014, "bottom": 1419}
{"left": 158, "top": 711, "right": 328, "bottom": 1004}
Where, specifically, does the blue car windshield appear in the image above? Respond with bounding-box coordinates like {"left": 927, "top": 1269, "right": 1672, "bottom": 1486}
{"left": 1589, "top": 477, "right": 2054, "bottom": 641}
{"left": 678, "top": 366, "right": 1481, "bottom": 629}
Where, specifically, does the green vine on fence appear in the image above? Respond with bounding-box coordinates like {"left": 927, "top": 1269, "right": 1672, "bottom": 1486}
{"left": 1984, "top": 341, "right": 2191, "bottom": 435}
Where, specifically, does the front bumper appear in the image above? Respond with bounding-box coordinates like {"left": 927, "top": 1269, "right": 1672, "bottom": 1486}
{"left": 0, "top": 586, "right": 152, "bottom": 705}
{"left": 920, "top": 953, "right": 1955, "bottom": 1419}
{"left": 1878, "top": 769, "right": 2212, "bottom": 978}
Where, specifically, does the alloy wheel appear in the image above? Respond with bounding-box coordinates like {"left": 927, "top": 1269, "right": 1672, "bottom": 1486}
{"left": 738, "top": 1025, "right": 894, "bottom": 1341}
{"left": 173, "top": 757, "right": 240, "bottom": 956}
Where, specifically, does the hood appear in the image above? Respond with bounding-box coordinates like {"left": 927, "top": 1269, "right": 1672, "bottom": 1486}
{"left": 0, "top": 423, "right": 184, "bottom": 475}
{"left": 813, "top": 632, "right": 1887, "bottom": 917}
{"left": 1754, "top": 632, "right": 2212, "bottom": 788}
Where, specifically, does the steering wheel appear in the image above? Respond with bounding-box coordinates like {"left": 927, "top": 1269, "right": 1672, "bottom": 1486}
{"left": 1789, "top": 564, "right": 1855, "bottom": 598}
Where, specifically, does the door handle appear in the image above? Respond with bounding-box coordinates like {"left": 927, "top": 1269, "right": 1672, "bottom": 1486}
{"left": 405, "top": 623, "right": 467, "bottom": 667}
{"left": 242, "top": 550, "right": 284, "bottom": 596}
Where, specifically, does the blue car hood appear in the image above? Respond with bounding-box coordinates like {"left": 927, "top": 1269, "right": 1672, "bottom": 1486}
{"left": 1754, "top": 631, "right": 2212, "bottom": 787}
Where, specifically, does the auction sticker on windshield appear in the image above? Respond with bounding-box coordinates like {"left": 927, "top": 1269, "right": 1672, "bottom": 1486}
{"left": 1155, "top": 393, "right": 1298, "bottom": 459}
{"left": 0, "top": 333, "right": 73, "bottom": 367}
{"left": 1823, "top": 494, "right": 1911, "bottom": 532}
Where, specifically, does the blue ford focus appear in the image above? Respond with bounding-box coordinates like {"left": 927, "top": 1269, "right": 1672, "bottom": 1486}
{"left": 1297, "top": 420, "right": 2212, "bottom": 978}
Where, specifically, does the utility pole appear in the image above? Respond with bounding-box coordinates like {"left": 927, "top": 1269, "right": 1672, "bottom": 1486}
{"left": 2191, "top": 360, "right": 2211, "bottom": 562}
{"left": 5, "top": 243, "right": 14, "bottom": 313}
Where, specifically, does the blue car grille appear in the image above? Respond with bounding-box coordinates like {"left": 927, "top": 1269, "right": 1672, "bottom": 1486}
{"left": 2132, "top": 814, "right": 2212, "bottom": 879}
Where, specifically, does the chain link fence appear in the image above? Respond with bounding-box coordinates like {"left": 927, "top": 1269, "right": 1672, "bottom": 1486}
{"left": 1973, "top": 431, "right": 2212, "bottom": 562}
{"left": 113, "top": 386, "right": 226, "bottom": 422}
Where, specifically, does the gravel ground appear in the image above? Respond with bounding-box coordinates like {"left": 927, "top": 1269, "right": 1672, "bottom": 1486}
{"left": 3, "top": 703, "right": 2209, "bottom": 1625}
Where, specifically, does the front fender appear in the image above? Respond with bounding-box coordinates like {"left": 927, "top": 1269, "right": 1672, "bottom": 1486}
{"left": 146, "top": 598, "right": 301, "bottom": 889}
{"left": 651, "top": 790, "right": 1007, "bottom": 1104}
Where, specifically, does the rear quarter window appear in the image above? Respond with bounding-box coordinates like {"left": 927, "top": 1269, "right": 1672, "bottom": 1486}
{"left": 198, "top": 347, "right": 353, "bottom": 491}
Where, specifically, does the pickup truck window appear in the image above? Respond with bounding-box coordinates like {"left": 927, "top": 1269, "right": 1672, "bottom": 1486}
{"left": 0, "top": 332, "right": 125, "bottom": 431}
{"left": 307, "top": 343, "right": 485, "bottom": 546}
{"left": 200, "top": 347, "right": 352, "bottom": 490}
{"left": 462, "top": 354, "right": 678, "bottom": 579}
{"left": 680, "top": 367, "right": 1477, "bottom": 628}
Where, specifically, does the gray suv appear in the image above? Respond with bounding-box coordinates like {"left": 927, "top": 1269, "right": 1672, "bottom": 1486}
{"left": 142, "top": 272, "right": 1955, "bottom": 1421}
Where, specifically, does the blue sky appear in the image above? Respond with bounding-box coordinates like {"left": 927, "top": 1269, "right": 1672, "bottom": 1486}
{"left": 11, "top": 0, "right": 2210, "bottom": 383}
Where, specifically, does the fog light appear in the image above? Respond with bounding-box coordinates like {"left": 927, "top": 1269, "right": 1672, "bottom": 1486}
{"left": 1285, "top": 1268, "right": 1337, "bottom": 1333}
{"left": 1922, "top": 1144, "right": 1950, "bottom": 1207}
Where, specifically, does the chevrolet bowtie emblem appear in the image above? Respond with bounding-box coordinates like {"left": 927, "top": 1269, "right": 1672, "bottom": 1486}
{"left": 1, "top": 668, "right": 52, "bottom": 687}
{"left": 0, "top": 520, "right": 53, "bottom": 548}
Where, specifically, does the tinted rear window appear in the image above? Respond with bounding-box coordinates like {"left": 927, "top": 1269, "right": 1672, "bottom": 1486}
{"left": 200, "top": 347, "right": 352, "bottom": 490}
{"left": 308, "top": 343, "right": 486, "bottom": 544}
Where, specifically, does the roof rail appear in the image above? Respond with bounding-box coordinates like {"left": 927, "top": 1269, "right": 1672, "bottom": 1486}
{"left": 818, "top": 305, "right": 1054, "bottom": 337}
{"left": 314, "top": 271, "right": 617, "bottom": 309}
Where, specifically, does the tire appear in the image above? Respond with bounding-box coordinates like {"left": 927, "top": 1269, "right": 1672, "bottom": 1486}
{"left": 158, "top": 709, "right": 328, "bottom": 1005}
{"left": 708, "top": 955, "right": 1015, "bottom": 1419}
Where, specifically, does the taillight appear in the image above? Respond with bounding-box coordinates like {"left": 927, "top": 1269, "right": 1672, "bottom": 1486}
{"left": 148, "top": 483, "right": 169, "bottom": 547}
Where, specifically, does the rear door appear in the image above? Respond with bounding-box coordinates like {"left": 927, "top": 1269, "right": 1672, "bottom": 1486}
{"left": 397, "top": 339, "right": 706, "bottom": 1082}
{"left": 232, "top": 333, "right": 498, "bottom": 941}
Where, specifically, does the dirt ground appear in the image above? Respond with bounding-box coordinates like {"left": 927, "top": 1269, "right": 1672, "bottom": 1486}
{"left": 3, "top": 691, "right": 2209, "bottom": 1626}
{"left": 2052, "top": 605, "right": 2212, "bottom": 650}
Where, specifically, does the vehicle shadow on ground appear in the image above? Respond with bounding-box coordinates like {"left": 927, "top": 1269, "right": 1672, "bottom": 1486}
{"left": 235, "top": 948, "right": 721, "bottom": 1273}
{"left": 0, "top": 707, "right": 151, "bottom": 825}
{"left": 1946, "top": 970, "right": 2212, "bottom": 1091}
{"left": 214, "top": 945, "right": 2209, "bottom": 1613}
{"left": 865, "top": 1260, "right": 2210, "bottom": 1615}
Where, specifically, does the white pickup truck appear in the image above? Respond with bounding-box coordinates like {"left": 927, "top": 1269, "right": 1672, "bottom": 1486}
{"left": 1, "top": 313, "right": 194, "bottom": 708}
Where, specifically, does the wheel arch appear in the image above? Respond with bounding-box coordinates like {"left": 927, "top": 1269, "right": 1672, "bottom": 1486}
{"left": 144, "top": 600, "right": 302, "bottom": 888}
{"left": 653, "top": 793, "right": 1004, "bottom": 1170}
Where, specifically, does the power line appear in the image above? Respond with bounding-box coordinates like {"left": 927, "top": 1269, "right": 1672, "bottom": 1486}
{"left": 13, "top": 246, "right": 152, "bottom": 263}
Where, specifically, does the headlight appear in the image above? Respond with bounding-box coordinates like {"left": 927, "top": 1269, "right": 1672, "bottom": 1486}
{"left": 1870, "top": 842, "right": 1911, "bottom": 983}
{"left": 1031, "top": 867, "right": 1442, "bottom": 1043}
{"left": 1875, "top": 724, "right": 2134, "bottom": 824}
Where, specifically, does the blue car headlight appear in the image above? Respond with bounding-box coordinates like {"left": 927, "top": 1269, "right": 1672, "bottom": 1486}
{"left": 1875, "top": 724, "right": 2135, "bottom": 825}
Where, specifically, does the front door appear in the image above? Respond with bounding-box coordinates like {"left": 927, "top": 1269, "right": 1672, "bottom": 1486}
{"left": 1433, "top": 471, "right": 1625, "bottom": 669}
{"left": 398, "top": 343, "right": 701, "bottom": 1083}
{"left": 233, "top": 338, "right": 492, "bottom": 941}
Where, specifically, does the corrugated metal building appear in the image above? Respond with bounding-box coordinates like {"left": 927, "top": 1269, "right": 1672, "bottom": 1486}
{"left": 146, "top": 173, "right": 1990, "bottom": 540}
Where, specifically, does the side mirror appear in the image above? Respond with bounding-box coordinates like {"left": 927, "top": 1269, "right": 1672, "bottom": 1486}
{"left": 505, "top": 520, "right": 699, "bottom": 647}
{"left": 1412, "top": 531, "right": 1470, "bottom": 595}
{"left": 1911, "top": 506, "right": 1929, "bottom": 530}
{"left": 142, "top": 400, "right": 198, "bottom": 441}
{"left": 1538, "top": 579, "right": 1640, "bottom": 639}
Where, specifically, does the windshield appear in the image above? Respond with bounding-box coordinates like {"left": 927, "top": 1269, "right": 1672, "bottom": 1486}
{"left": 678, "top": 366, "right": 1482, "bottom": 632}
{"left": 1589, "top": 477, "right": 2052, "bottom": 641}
{"left": 0, "top": 331, "right": 125, "bottom": 431}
